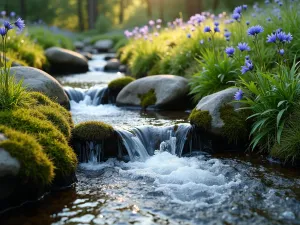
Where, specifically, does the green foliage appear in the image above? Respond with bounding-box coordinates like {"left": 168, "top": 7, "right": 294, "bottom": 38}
{"left": 271, "top": 106, "right": 300, "bottom": 162}
{"left": 189, "top": 109, "right": 212, "bottom": 130}
{"left": 138, "top": 89, "right": 157, "bottom": 109}
{"left": 220, "top": 105, "right": 250, "bottom": 143}
{"left": 114, "top": 38, "right": 129, "bottom": 52}
{"left": 95, "top": 15, "right": 113, "bottom": 34}
{"left": 108, "top": 77, "right": 135, "bottom": 93}
{"left": 189, "top": 50, "right": 240, "bottom": 102}
{"left": 0, "top": 125, "right": 54, "bottom": 186}
{"left": 0, "top": 66, "right": 29, "bottom": 110}
{"left": 239, "top": 61, "right": 300, "bottom": 151}
{"left": 73, "top": 121, "right": 114, "bottom": 142}
{"left": 28, "top": 27, "right": 74, "bottom": 50}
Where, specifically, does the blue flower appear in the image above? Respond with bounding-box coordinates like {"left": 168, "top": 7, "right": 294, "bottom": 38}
{"left": 224, "top": 32, "right": 231, "bottom": 38}
{"left": 10, "top": 12, "right": 16, "bottom": 17}
{"left": 241, "top": 65, "right": 250, "bottom": 74}
{"left": 204, "top": 26, "right": 211, "bottom": 32}
{"left": 214, "top": 26, "right": 220, "bottom": 33}
{"left": 246, "top": 21, "right": 250, "bottom": 26}
{"left": 225, "top": 47, "right": 235, "bottom": 57}
{"left": 233, "top": 6, "right": 243, "bottom": 14}
{"left": 214, "top": 21, "right": 219, "bottom": 27}
{"left": 279, "top": 49, "right": 284, "bottom": 55}
{"left": 187, "top": 33, "right": 191, "bottom": 38}
{"left": 0, "top": 27, "right": 6, "bottom": 37}
{"left": 14, "top": 18, "right": 25, "bottom": 31}
{"left": 1, "top": 11, "right": 6, "bottom": 17}
{"left": 199, "top": 39, "right": 204, "bottom": 45}
{"left": 247, "top": 25, "right": 264, "bottom": 36}
{"left": 245, "top": 55, "right": 250, "bottom": 60}
{"left": 284, "top": 33, "right": 293, "bottom": 43}
{"left": 243, "top": 5, "right": 248, "bottom": 10}
{"left": 237, "top": 42, "right": 251, "bottom": 52}
{"left": 234, "top": 89, "right": 244, "bottom": 101}
{"left": 232, "top": 13, "right": 241, "bottom": 21}
{"left": 241, "top": 58, "right": 253, "bottom": 74}
{"left": 3, "top": 21, "right": 13, "bottom": 30}
{"left": 266, "top": 33, "right": 277, "bottom": 43}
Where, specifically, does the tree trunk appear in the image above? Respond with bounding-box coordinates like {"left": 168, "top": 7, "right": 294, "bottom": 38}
{"left": 119, "top": 0, "right": 124, "bottom": 24}
{"left": 20, "top": 0, "right": 26, "bottom": 19}
{"left": 212, "top": 0, "right": 220, "bottom": 11}
{"left": 186, "top": 0, "right": 203, "bottom": 17}
{"left": 87, "top": 0, "right": 98, "bottom": 29}
{"left": 78, "top": 0, "right": 84, "bottom": 31}
{"left": 159, "top": 0, "right": 164, "bottom": 22}
{"left": 145, "top": 0, "right": 152, "bottom": 18}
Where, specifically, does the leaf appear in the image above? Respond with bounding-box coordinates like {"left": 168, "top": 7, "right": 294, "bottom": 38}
{"left": 276, "top": 109, "right": 286, "bottom": 128}
{"left": 277, "top": 100, "right": 287, "bottom": 108}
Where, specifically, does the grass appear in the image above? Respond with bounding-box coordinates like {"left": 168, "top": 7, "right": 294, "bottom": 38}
{"left": 138, "top": 89, "right": 157, "bottom": 109}
{"left": 189, "top": 109, "right": 212, "bottom": 130}
{"left": 108, "top": 77, "right": 135, "bottom": 93}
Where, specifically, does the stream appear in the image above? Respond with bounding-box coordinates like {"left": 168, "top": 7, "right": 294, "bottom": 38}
{"left": 0, "top": 54, "right": 299, "bottom": 225}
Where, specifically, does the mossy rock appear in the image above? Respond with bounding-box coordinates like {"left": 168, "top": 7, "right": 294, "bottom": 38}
{"left": 0, "top": 109, "right": 77, "bottom": 177}
{"left": 72, "top": 121, "right": 114, "bottom": 142}
{"left": 138, "top": 89, "right": 157, "bottom": 109}
{"left": 108, "top": 77, "right": 135, "bottom": 93}
{"left": 219, "top": 105, "right": 250, "bottom": 144}
{"left": 27, "top": 91, "right": 74, "bottom": 128}
{"left": 0, "top": 126, "right": 54, "bottom": 185}
{"left": 189, "top": 109, "right": 212, "bottom": 130}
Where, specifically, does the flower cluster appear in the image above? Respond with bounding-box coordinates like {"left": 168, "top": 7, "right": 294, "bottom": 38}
{"left": 241, "top": 56, "right": 254, "bottom": 74}
{"left": 247, "top": 25, "right": 264, "bottom": 36}
{"left": 266, "top": 29, "right": 293, "bottom": 44}
{"left": 0, "top": 18, "right": 25, "bottom": 37}
{"left": 231, "top": 5, "right": 247, "bottom": 22}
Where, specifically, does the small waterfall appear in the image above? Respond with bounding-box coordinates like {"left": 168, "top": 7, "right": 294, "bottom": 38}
{"left": 117, "top": 124, "right": 192, "bottom": 161}
{"left": 78, "top": 141, "right": 103, "bottom": 163}
{"left": 64, "top": 86, "right": 109, "bottom": 106}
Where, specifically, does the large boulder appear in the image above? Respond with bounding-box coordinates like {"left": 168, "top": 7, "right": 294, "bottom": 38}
{"left": 116, "top": 75, "right": 189, "bottom": 109}
{"left": 190, "top": 88, "right": 250, "bottom": 145}
{"left": 45, "top": 47, "right": 88, "bottom": 74}
{"left": 10, "top": 66, "right": 70, "bottom": 109}
{"left": 94, "top": 39, "right": 113, "bottom": 52}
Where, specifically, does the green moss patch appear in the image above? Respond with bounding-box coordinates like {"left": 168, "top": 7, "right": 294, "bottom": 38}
{"left": 138, "top": 89, "right": 157, "bottom": 109}
{"left": 108, "top": 77, "right": 135, "bottom": 93}
{"left": 72, "top": 121, "right": 114, "bottom": 142}
{"left": 0, "top": 126, "right": 54, "bottom": 185}
{"left": 189, "top": 109, "right": 212, "bottom": 130}
{"left": 220, "top": 105, "right": 250, "bottom": 144}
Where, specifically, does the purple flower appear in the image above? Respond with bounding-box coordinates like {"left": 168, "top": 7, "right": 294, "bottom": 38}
{"left": 241, "top": 58, "right": 254, "bottom": 74}
{"left": 245, "top": 55, "right": 250, "bottom": 60}
{"left": 214, "top": 26, "right": 220, "bottom": 33}
{"left": 187, "top": 33, "right": 191, "bottom": 38}
{"left": 247, "top": 25, "right": 264, "bottom": 36}
{"left": 225, "top": 47, "right": 235, "bottom": 57}
{"left": 224, "top": 32, "right": 231, "bottom": 38}
{"left": 267, "top": 33, "right": 277, "bottom": 43}
{"left": 279, "top": 49, "right": 284, "bottom": 55}
{"left": 246, "top": 21, "right": 250, "bottom": 26}
{"left": 0, "top": 27, "right": 6, "bottom": 37}
{"left": 214, "top": 21, "right": 219, "bottom": 26}
{"left": 284, "top": 33, "right": 293, "bottom": 43}
{"left": 156, "top": 19, "right": 162, "bottom": 24}
{"left": 14, "top": 18, "right": 25, "bottom": 31}
{"left": 204, "top": 26, "right": 211, "bottom": 32}
{"left": 1, "top": 11, "right": 6, "bottom": 17}
{"left": 237, "top": 42, "right": 251, "bottom": 52}
{"left": 267, "top": 17, "right": 271, "bottom": 22}
{"left": 234, "top": 89, "right": 244, "bottom": 101}
{"left": 243, "top": 5, "right": 248, "bottom": 10}
{"left": 10, "top": 12, "right": 16, "bottom": 17}
{"left": 232, "top": 13, "right": 241, "bottom": 21}
{"left": 3, "top": 21, "right": 13, "bottom": 30}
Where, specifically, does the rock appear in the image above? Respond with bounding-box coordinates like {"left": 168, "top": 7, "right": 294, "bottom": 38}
{"left": 10, "top": 66, "right": 70, "bottom": 109}
{"left": 74, "top": 41, "right": 85, "bottom": 50}
{"left": 104, "top": 55, "right": 115, "bottom": 61}
{"left": 119, "top": 65, "right": 128, "bottom": 73}
{"left": 94, "top": 39, "right": 113, "bottom": 52}
{"left": 194, "top": 88, "right": 239, "bottom": 135}
{"left": 80, "top": 52, "right": 93, "bottom": 60}
{"left": 45, "top": 47, "right": 88, "bottom": 74}
{"left": 82, "top": 45, "right": 94, "bottom": 53}
{"left": 116, "top": 75, "right": 189, "bottom": 109}
{"left": 104, "top": 59, "right": 121, "bottom": 72}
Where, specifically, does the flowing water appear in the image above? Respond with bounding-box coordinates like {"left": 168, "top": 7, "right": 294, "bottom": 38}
{"left": 1, "top": 54, "right": 299, "bottom": 225}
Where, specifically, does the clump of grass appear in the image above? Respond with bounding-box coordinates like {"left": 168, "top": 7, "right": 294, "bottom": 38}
{"left": 138, "top": 89, "right": 157, "bottom": 109}
{"left": 72, "top": 121, "right": 115, "bottom": 142}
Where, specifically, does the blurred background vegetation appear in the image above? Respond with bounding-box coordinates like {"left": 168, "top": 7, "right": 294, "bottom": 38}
{"left": 1, "top": 0, "right": 265, "bottom": 33}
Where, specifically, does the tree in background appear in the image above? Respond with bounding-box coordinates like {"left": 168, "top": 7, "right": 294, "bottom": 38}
{"left": 186, "top": 0, "right": 204, "bottom": 18}
{"left": 77, "top": 0, "right": 84, "bottom": 31}
{"left": 87, "top": 0, "right": 98, "bottom": 29}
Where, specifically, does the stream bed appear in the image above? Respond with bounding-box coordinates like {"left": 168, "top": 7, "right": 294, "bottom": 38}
{"left": 0, "top": 54, "right": 299, "bottom": 225}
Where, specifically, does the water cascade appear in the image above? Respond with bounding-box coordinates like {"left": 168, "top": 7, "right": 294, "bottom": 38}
{"left": 64, "top": 86, "right": 111, "bottom": 105}
{"left": 117, "top": 124, "right": 192, "bottom": 161}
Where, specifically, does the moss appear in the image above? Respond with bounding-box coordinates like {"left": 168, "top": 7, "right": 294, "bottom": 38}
{"left": 73, "top": 121, "right": 114, "bottom": 142}
{"left": 36, "top": 106, "right": 72, "bottom": 140}
{"left": 220, "top": 105, "right": 250, "bottom": 143}
{"left": 108, "top": 77, "right": 135, "bottom": 93}
{"left": 0, "top": 126, "right": 54, "bottom": 185}
{"left": 27, "top": 92, "right": 74, "bottom": 128}
{"left": 189, "top": 109, "right": 212, "bottom": 130}
{"left": 138, "top": 89, "right": 157, "bottom": 109}
{"left": 0, "top": 109, "right": 77, "bottom": 177}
